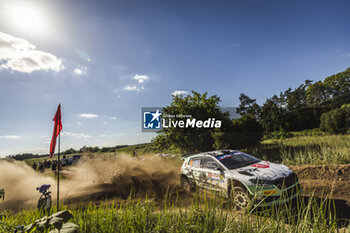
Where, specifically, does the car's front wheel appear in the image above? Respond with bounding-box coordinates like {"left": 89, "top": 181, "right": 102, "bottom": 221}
{"left": 232, "top": 186, "right": 251, "bottom": 211}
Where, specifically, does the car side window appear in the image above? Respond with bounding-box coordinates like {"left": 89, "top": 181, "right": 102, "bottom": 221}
{"left": 201, "top": 157, "right": 220, "bottom": 169}
{"left": 188, "top": 157, "right": 201, "bottom": 168}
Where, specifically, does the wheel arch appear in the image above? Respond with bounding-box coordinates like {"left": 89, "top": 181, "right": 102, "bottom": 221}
{"left": 180, "top": 174, "right": 189, "bottom": 181}
{"left": 180, "top": 174, "right": 192, "bottom": 185}
{"left": 227, "top": 179, "right": 253, "bottom": 195}
{"left": 180, "top": 174, "right": 196, "bottom": 192}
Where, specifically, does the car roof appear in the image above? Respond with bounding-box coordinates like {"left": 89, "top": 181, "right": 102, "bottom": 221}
{"left": 182, "top": 149, "right": 239, "bottom": 159}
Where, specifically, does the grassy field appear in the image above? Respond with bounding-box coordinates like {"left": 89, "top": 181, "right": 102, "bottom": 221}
{"left": 3, "top": 134, "right": 348, "bottom": 232}
{"left": 1, "top": 191, "right": 348, "bottom": 233}
{"left": 258, "top": 134, "right": 350, "bottom": 165}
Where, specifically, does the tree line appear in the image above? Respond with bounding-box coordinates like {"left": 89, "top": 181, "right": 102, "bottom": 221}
{"left": 153, "top": 68, "right": 350, "bottom": 152}
{"left": 238, "top": 67, "right": 350, "bottom": 134}
{"left": 5, "top": 145, "right": 129, "bottom": 161}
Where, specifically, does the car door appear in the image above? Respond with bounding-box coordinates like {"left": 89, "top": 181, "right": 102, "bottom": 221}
{"left": 186, "top": 157, "right": 203, "bottom": 187}
{"left": 200, "top": 156, "right": 225, "bottom": 191}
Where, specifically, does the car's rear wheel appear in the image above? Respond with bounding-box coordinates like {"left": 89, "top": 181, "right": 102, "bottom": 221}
{"left": 181, "top": 176, "right": 195, "bottom": 193}
{"left": 232, "top": 186, "right": 251, "bottom": 211}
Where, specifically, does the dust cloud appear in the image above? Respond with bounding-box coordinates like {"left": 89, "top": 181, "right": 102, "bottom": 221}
{"left": 0, "top": 154, "right": 180, "bottom": 210}
{"left": 63, "top": 154, "right": 181, "bottom": 201}
{"left": 0, "top": 160, "right": 55, "bottom": 209}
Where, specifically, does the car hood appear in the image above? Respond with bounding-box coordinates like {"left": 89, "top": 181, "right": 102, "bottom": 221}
{"left": 232, "top": 161, "right": 292, "bottom": 180}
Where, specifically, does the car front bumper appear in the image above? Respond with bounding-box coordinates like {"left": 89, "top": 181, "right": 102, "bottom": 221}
{"left": 248, "top": 182, "right": 302, "bottom": 207}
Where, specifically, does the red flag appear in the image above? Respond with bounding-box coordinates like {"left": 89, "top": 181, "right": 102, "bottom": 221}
{"left": 50, "top": 104, "right": 62, "bottom": 157}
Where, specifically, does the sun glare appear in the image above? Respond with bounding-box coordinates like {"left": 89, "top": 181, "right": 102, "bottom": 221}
{"left": 8, "top": 3, "right": 47, "bottom": 33}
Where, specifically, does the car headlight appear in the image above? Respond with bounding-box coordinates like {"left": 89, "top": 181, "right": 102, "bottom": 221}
{"left": 249, "top": 178, "right": 274, "bottom": 185}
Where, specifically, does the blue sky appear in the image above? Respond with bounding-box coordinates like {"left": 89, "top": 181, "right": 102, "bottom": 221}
{"left": 0, "top": 0, "right": 349, "bottom": 157}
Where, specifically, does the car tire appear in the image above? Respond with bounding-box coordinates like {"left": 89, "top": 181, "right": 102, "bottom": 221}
{"left": 232, "top": 186, "right": 251, "bottom": 211}
{"left": 181, "top": 176, "right": 195, "bottom": 193}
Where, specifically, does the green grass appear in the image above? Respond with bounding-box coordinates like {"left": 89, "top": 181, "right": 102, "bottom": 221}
{"left": 1, "top": 191, "right": 348, "bottom": 233}
{"left": 259, "top": 134, "right": 350, "bottom": 165}
{"left": 3, "top": 134, "right": 350, "bottom": 232}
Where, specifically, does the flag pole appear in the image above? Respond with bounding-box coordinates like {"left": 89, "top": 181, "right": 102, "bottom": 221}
{"left": 50, "top": 103, "right": 62, "bottom": 212}
{"left": 57, "top": 129, "right": 60, "bottom": 211}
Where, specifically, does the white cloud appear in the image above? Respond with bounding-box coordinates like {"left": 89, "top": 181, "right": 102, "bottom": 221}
{"left": 109, "top": 116, "right": 117, "bottom": 120}
{"left": 79, "top": 113, "right": 99, "bottom": 118}
{"left": 0, "top": 32, "right": 64, "bottom": 73}
{"left": 74, "top": 66, "right": 87, "bottom": 75}
{"left": 99, "top": 134, "right": 106, "bottom": 138}
{"left": 171, "top": 90, "right": 188, "bottom": 96}
{"left": 132, "top": 74, "right": 149, "bottom": 83}
{"left": 0, "top": 135, "right": 21, "bottom": 139}
{"left": 121, "top": 74, "right": 149, "bottom": 93}
{"left": 61, "top": 132, "right": 92, "bottom": 138}
{"left": 229, "top": 43, "right": 240, "bottom": 47}
{"left": 77, "top": 122, "right": 82, "bottom": 125}
{"left": 124, "top": 85, "right": 137, "bottom": 91}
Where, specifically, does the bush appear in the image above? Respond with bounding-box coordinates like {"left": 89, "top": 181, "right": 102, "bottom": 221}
{"left": 227, "top": 115, "right": 264, "bottom": 149}
{"left": 320, "top": 105, "right": 350, "bottom": 134}
{"left": 211, "top": 131, "right": 231, "bottom": 150}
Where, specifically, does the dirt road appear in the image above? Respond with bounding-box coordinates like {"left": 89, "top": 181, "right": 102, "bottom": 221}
{"left": 291, "top": 164, "right": 350, "bottom": 203}
{"left": 1, "top": 158, "right": 349, "bottom": 211}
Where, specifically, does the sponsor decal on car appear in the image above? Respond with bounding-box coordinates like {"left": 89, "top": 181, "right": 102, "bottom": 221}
{"left": 263, "top": 189, "right": 277, "bottom": 195}
{"left": 251, "top": 162, "right": 270, "bottom": 168}
{"left": 207, "top": 172, "right": 224, "bottom": 182}
{"left": 217, "top": 153, "right": 235, "bottom": 160}
{"left": 217, "top": 152, "right": 247, "bottom": 161}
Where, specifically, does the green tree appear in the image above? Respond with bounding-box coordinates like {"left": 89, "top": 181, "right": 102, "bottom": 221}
{"left": 153, "top": 91, "right": 263, "bottom": 152}
{"left": 306, "top": 68, "right": 350, "bottom": 106}
{"left": 260, "top": 95, "right": 286, "bottom": 132}
{"left": 281, "top": 80, "right": 312, "bottom": 111}
{"left": 320, "top": 104, "right": 350, "bottom": 134}
{"left": 230, "top": 115, "right": 263, "bottom": 148}
{"left": 63, "top": 148, "right": 77, "bottom": 154}
{"left": 236, "top": 93, "right": 261, "bottom": 119}
{"left": 306, "top": 81, "right": 330, "bottom": 105}
{"left": 152, "top": 91, "right": 232, "bottom": 152}
{"left": 323, "top": 68, "right": 350, "bottom": 98}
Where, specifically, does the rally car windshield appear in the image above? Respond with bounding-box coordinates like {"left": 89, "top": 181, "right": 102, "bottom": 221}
{"left": 216, "top": 152, "right": 260, "bottom": 170}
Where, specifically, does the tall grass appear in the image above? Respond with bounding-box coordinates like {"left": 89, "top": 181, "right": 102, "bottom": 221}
{"left": 260, "top": 135, "right": 350, "bottom": 165}
{"left": 1, "top": 191, "right": 348, "bottom": 233}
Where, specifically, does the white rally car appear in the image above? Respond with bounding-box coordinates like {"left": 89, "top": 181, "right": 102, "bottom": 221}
{"left": 180, "top": 150, "right": 301, "bottom": 210}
